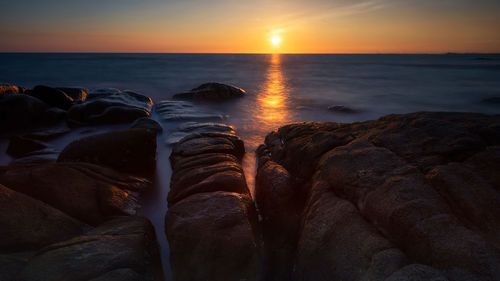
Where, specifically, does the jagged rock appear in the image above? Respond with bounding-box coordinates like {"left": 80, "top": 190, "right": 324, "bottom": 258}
{"left": 0, "top": 162, "right": 150, "bottom": 225}
{"left": 20, "top": 216, "right": 163, "bottom": 281}
{"left": 131, "top": 117, "right": 163, "bottom": 133}
{"left": 165, "top": 192, "right": 261, "bottom": 281}
{"left": 56, "top": 87, "right": 89, "bottom": 102}
{"left": 27, "top": 85, "right": 74, "bottom": 110}
{"left": 67, "top": 90, "right": 153, "bottom": 126}
{"left": 166, "top": 122, "right": 235, "bottom": 145}
{"left": 0, "top": 184, "right": 88, "bottom": 251}
{"left": 58, "top": 128, "right": 157, "bottom": 174}
{"left": 6, "top": 136, "right": 48, "bottom": 158}
{"left": 173, "top": 82, "right": 246, "bottom": 101}
{"left": 155, "top": 100, "right": 224, "bottom": 122}
{"left": 256, "top": 112, "right": 500, "bottom": 281}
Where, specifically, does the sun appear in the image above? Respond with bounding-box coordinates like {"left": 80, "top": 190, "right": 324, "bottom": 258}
{"left": 271, "top": 36, "right": 281, "bottom": 46}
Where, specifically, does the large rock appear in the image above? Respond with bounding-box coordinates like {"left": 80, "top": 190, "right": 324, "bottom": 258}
{"left": 27, "top": 85, "right": 74, "bottom": 110}
{"left": 56, "top": 87, "right": 89, "bottom": 102}
{"left": 0, "top": 84, "right": 26, "bottom": 98}
{"left": 67, "top": 90, "right": 153, "bottom": 126}
{"left": 0, "top": 184, "right": 87, "bottom": 251}
{"left": 58, "top": 128, "right": 157, "bottom": 174}
{"left": 165, "top": 192, "right": 261, "bottom": 281}
{"left": 256, "top": 112, "right": 500, "bottom": 281}
{"left": 131, "top": 117, "right": 163, "bottom": 133}
{"left": 0, "top": 162, "right": 150, "bottom": 225}
{"left": 155, "top": 100, "right": 224, "bottom": 122}
{"left": 173, "top": 82, "right": 246, "bottom": 101}
{"left": 19, "top": 216, "right": 163, "bottom": 281}
{"left": 0, "top": 94, "right": 49, "bottom": 131}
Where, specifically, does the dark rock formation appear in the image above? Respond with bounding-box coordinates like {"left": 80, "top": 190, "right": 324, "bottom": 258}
{"left": 173, "top": 82, "right": 246, "bottom": 101}
{"left": 0, "top": 184, "right": 88, "bottom": 251}
{"left": 27, "top": 85, "right": 74, "bottom": 110}
{"left": 0, "top": 94, "right": 49, "bottom": 131}
{"left": 0, "top": 162, "right": 150, "bottom": 225}
{"left": 166, "top": 122, "right": 235, "bottom": 145}
{"left": 165, "top": 127, "right": 261, "bottom": 281}
{"left": 6, "top": 136, "right": 48, "bottom": 158}
{"left": 0, "top": 84, "right": 26, "bottom": 98}
{"left": 328, "top": 104, "right": 357, "bottom": 113}
{"left": 155, "top": 100, "right": 224, "bottom": 122}
{"left": 56, "top": 87, "right": 89, "bottom": 102}
{"left": 256, "top": 112, "right": 500, "bottom": 281}
{"left": 18, "top": 216, "right": 163, "bottom": 281}
{"left": 58, "top": 128, "right": 157, "bottom": 174}
{"left": 67, "top": 90, "right": 153, "bottom": 126}
{"left": 131, "top": 117, "right": 163, "bottom": 133}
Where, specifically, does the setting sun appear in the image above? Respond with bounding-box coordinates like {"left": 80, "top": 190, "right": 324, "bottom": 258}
{"left": 271, "top": 36, "right": 281, "bottom": 46}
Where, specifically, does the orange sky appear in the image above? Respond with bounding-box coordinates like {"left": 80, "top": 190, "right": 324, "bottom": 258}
{"left": 1, "top": 0, "right": 499, "bottom": 53}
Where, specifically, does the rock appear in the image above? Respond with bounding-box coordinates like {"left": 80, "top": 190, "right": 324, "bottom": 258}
{"left": 27, "top": 85, "right": 74, "bottom": 110}
{"left": 173, "top": 82, "right": 246, "bottom": 101}
{"left": 327, "top": 104, "right": 357, "bottom": 113}
{"left": 6, "top": 136, "right": 48, "bottom": 158}
{"left": 58, "top": 128, "right": 157, "bottom": 174}
{"left": 20, "top": 216, "right": 163, "bottom": 281}
{"left": 131, "top": 117, "right": 163, "bottom": 133}
{"left": 166, "top": 122, "right": 235, "bottom": 145}
{"left": 0, "top": 94, "right": 49, "bottom": 131}
{"left": 0, "top": 184, "right": 87, "bottom": 251}
{"left": 0, "top": 84, "right": 22, "bottom": 98}
{"left": 0, "top": 162, "right": 150, "bottom": 225}
{"left": 256, "top": 112, "right": 500, "bottom": 281}
{"left": 155, "top": 100, "right": 224, "bottom": 122}
{"left": 67, "top": 90, "right": 153, "bottom": 126}
{"left": 56, "top": 87, "right": 89, "bottom": 102}
{"left": 165, "top": 192, "right": 261, "bottom": 281}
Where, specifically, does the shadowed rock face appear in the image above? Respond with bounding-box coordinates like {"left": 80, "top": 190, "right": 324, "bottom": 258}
{"left": 256, "top": 112, "right": 500, "bottom": 281}
{"left": 58, "top": 128, "right": 157, "bottom": 175}
{"left": 165, "top": 127, "right": 262, "bottom": 281}
{"left": 0, "top": 162, "right": 150, "bottom": 225}
{"left": 173, "top": 82, "right": 246, "bottom": 101}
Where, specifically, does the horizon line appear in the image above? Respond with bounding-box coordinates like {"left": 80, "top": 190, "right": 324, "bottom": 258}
{"left": 1, "top": 51, "right": 499, "bottom": 55}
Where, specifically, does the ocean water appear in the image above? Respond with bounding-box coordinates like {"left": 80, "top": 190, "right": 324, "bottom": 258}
{"left": 1, "top": 53, "right": 500, "bottom": 280}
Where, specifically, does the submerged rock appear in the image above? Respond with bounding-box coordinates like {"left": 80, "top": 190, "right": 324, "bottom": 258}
{"left": 27, "top": 85, "right": 74, "bottom": 110}
{"left": 173, "top": 82, "right": 246, "bottom": 101}
{"left": 67, "top": 90, "right": 153, "bottom": 126}
{"left": 58, "top": 128, "right": 157, "bottom": 174}
{"left": 155, "top": 100, "right": 224, "bottom": 122}
{"left": 327, "top": 104, "right": 357, "bottom": 113}
{"left": 0, "top": 162, "right": 150, "bottom": 225}
{"left": 256, "top": 112, "right": 500, "bottom": 281}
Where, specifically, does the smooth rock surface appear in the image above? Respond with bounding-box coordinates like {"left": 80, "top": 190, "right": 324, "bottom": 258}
{"left": 0, "top": 94, "right": 49, "bottom": 131}
{"left": 256, "top": 112, "right": 500, "bottom": 281}
{"left": 166, "top": 122, "right": 235, "bottom": 145}
{"left": 27, "top": 85, "right": 74, "bottom": 110}
{"left": 173, "top": 82, "right": 246, "bottom": 101}
{"left": 58, "top": 128, "right": 157, "bottom": 174}
{"left": 131, "top": 117, "right": 163, "bottom": 133}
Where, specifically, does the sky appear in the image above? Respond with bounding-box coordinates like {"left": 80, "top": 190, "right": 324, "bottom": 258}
{"left": 0, "top": 0, "right": 499, "bottom": 53}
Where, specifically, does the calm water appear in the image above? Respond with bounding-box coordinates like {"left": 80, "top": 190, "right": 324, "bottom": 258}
{"left": 1, "top": 53, "right": 500, "bottom": 280}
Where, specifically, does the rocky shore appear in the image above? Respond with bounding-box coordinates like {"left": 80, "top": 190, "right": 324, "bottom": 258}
{"left": 1, "top": 83, "right": 499, "bottom": 281}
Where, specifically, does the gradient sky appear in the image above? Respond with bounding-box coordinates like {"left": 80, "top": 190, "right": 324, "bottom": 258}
{"left": 1, "top": 0, "right": 499, "bottom": 53}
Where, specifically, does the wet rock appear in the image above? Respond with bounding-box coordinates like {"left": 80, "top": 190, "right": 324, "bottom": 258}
{"left": 58, "top": 128, "right": 157, "bottom": 174}
{"left": 20, "top": 216, "right": 163, "bottom": 281}
{"left": 166, "top": 122, "right": 235, "bottom": 145}
{"left": 27, "top": 85, "right": 74, "bottom": 110}
{"left": 6, "top": 136, "right": 48, "bottom": 158}
{"left": 165, "top": 192, "right": 261, "bottom": 281}
{"left": 0, "top": 94, "right": 49, "bottom": 131}
{"left": 327, "top": 104, "right": 357, "bottom": 113}
{"left": 0, "top": 184, "right": 88, "bottom": 251}
{"left": 67, "top": 90, "right": 153, "bottom": 126}
{"left": 56, "top": 87, "right": 89, "bottom": 102}
{"left": 155, "top": 100, "right": 224, "bottom": 122}
{"left": 173, "top": 82, "right": 246, "bottom": 101}
{"left": 131, "top": 117, "right": 163, "bottom": 133}
{"left": 256, "top": 112, "right": 500, "bottom": 281}
{"left": 0, "top": 162, "right": 150, "bottom": 225}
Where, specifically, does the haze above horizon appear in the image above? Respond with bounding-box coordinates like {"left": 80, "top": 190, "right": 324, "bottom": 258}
{"left": 1, "top": 0, "right": 499, "bottom": 53}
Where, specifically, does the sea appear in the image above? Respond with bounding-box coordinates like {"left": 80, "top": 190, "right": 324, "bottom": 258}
{"left": 1, "top": 53, "right": 499, "bottom": 280}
